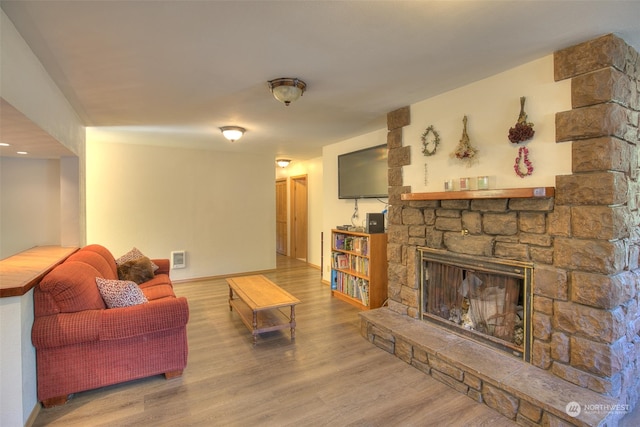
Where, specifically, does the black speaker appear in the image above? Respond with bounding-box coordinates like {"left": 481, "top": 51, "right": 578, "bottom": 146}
{"left": 366, "top": 213, "right": 384, "bottom": 234}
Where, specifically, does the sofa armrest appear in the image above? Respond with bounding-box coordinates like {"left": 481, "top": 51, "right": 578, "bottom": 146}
{"left": 100, "top": 296, "right": 189, "bottom": 341}
{"left": 152, "top": 259, "right": 170, "bottom": 276}
{"left": 32, "top": 310, "right": 102, "bottom": 349}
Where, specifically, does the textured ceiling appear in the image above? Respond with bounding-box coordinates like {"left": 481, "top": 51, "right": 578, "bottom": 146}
{"left": 2, "top": 1, "right": 639, "bottom": 161}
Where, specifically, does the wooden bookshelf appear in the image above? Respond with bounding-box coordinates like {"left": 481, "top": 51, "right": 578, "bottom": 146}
{"left": 330, "top": 229, "right": 387, "bottom": 310}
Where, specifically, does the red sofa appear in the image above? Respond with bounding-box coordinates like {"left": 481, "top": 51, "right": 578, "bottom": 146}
{"left": 31, "top": 244, "right": 189, "bottom": 407}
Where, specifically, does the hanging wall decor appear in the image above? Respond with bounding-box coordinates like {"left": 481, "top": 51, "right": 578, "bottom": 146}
{"left": 451, "top": 116, "right": 478, "bottom": 167}
{"left": 508, "top": 96, "right": 535, "bottom": 144}
{"left": 421, "top": 125, "right": 440, "bottom": 186}
{"left": 514, "top": 146, "right": 534, "bottom": 178}
{"left": 421, "top": 125, "right": 440, "bottom": 156}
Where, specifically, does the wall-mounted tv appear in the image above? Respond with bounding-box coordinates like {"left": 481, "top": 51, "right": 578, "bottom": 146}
{"left": 338, "top": 144, "right": 388, "bottom": 199}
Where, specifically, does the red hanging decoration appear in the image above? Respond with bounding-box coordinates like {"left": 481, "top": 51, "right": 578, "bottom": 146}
{"left": 508, "top": 97, "right": 535, "bottom": 144}
{"left": 514, "top": 146, "right": 534, "bottom": 178}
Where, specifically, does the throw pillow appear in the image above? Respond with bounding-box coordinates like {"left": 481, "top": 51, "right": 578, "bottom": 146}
{"left": 117, "top": 256, "right": 155, "bottom": 284}
{"left": 116, "top": 247, "right": 159, "bottom": 271}
{"left": 96, "top": 277, "right": 148, "bottom": 308}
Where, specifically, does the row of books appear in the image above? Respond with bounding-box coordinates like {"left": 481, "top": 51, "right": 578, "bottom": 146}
{"left": 331, "top": 270, "right": 370, "bottom": 306}
{"left": 333, "top": 234, "right": 369, "bottom": 256}
{"left": 331, "top": 251, "right": 369, "bottom": 275}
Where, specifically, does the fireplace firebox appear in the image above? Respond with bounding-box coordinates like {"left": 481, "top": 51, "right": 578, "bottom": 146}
{"left": 419, "top": 247, "right": 533, "bottom": 361}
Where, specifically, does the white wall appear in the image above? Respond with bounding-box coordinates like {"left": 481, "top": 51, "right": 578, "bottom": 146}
{"left": 0, "top": 158, "right": 61, "bottom": 257}
{"left": 275, "top": 157, "right": 324, "bottom": 269}
{"left": 404, "top": 55, "right": 571, "bottom": 191}
{"left": 0, "top": 10, "right": 85, "bottom": 427}
{"left": 86, "top": 139, "right": 276, "bottom": 280}
{"left": 322, "top": 129, "right": 390, "bottom": 281}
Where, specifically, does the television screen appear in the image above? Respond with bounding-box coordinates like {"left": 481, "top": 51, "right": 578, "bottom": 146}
{"left": 338, "top": 144, "right": 388, "bottom": 199}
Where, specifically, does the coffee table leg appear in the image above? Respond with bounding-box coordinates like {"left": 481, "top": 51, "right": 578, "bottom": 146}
{"left": 228, "top": 286, "right": 233, "bottom": 311}
{"left": 252, "top": 311, "right": 258, "bottom": 345}
{"left": 290, "top": 305, "right": 296, "bottom": 341}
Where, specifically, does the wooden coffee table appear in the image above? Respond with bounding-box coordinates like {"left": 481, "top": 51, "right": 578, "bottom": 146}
{"left": 227, "top": 274, "right": 300, "bottom": 345}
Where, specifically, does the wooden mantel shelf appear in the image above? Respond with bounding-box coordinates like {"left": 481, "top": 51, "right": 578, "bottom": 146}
{"left": 401, "top": 187, "right": 555, "bottom": 201}
{"left": 0, "top": 246, "right": 79, "bottom": 297}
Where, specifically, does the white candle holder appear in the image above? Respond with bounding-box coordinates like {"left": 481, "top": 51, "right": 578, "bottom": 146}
{"left": 459, "top": 177, "right": 470, "bottom": 191}
{"left": 477, "top": 176, "right": 489, "bottom": 190}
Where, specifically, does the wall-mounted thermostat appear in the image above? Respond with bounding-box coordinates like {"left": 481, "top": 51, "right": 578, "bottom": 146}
{"left": 171, "top": 250, "right": 186, "bottom": 269}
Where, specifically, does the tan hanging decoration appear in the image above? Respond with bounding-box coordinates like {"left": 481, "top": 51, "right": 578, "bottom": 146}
{"left": 508, "top": 96, "right": 535, "bottom": 144}
{"left": 451, "top": 115, "right": 478, "bottom": 167}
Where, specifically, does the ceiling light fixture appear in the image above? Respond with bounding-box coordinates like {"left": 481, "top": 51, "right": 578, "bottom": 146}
{"left": 276, "top": 159, "right": 291, "bottom": 168}
{"left": 220, "top": 126, "right": 245, "bottom": 142}
{"left": 267, "top": 78, "right": 307, "bottom": 106}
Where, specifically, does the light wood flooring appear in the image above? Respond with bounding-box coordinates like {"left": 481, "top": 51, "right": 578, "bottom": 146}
{"left": 33, "top": 256, "right": 518, "bottom": 427}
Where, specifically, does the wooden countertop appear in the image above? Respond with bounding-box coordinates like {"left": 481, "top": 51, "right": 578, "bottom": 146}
{"left": 0, "top": 246, "right": 79, "bottom": 297}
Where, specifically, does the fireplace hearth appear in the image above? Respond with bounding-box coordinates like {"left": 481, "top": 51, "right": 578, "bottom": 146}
{"left": 419, "top": 248, "right": 533, "bottom": 361}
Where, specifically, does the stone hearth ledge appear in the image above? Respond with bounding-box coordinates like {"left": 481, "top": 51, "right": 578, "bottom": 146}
{"left": 360, "top": 308, "right": 619, "bottom": 426}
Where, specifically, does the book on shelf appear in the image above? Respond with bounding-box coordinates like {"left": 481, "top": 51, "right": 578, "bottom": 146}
{"left": 357, "top": 280, "right": 370, "bottom": 306}
{"left": 331, "top": 252, "right": 349, "bottom": 270}
{"left": 332, "top": 271, "right": 369, "bottom": 307}
{"left": 345, "top": 236, "right": 353, "bottom": 251}
{"left": 352, "top": 238, "right": 368, "bottom": 255}
{"left": 337, "top": 254, "right": 348, "bottom": 269}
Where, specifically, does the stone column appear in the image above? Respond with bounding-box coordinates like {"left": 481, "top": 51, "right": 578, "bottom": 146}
{"left": 553, "top": 34, "right": 640, "bottom": 400}
{"left": 386, "top": 107, "right": 418, "bottom": 317}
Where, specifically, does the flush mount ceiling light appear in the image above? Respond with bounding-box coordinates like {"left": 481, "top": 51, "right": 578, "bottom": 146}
{"left": 267, "top": 78, "right": 307, "bottom": 106}
{"left": 276, "top": 159, "right": 291, "bottom": 168}
{"left": 220, "top": 126, "right": 245, "bottom": 142}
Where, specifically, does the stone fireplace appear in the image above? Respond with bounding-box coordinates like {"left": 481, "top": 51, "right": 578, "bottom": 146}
{"left": 360, "top": 34, "right": 640, "bottom": 426}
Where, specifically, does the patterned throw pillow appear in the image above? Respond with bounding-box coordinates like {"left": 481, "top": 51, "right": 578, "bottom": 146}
{"left": 96, "top": 277, "right": 148, "bottom": 308}
{"left": 116, "top": 247, "right": 159, "bottom": 271}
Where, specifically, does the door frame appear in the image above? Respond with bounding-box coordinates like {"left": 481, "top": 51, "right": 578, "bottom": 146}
{"left": 275, "top": 178, "right": 288, "bottom": 255}
{"left": 289, "top": 174, "right": 308, "bottom": 261}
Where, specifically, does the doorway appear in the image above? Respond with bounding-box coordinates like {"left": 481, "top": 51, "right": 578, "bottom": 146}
{"left": 290, "top": 175, "right": 308, "bottom": 261}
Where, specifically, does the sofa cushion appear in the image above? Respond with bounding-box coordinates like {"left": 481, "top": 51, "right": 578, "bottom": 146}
{"left": 67, "top": 250, "right": 118, "bottom": 280}
{"left": 116, "top": 247, "right": 159, "bottom": 271}
{"left": 137, "top": 274, "right": 175, "bottom": 301}
{"left": 81, "top": 244, "right": 119, "bottom": 278}
{"left": 117, "top": 256, "right": 155, "bottom": 284}
{"left": 96, "top": 278, "right": 148, "bottom": 308}
{"left": 39, "top": 262, "right": 107, "bottom": 312}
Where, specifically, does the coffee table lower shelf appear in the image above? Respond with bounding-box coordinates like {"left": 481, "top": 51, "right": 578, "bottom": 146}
{"left": 229, "top": 297, "right": 296, "bottom": 344}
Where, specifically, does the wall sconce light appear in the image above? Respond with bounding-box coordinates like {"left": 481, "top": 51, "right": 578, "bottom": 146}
{"left": 267, "top": 78, "right": 307, "bottom": 106}
{"left": 220, "top": 126, "right": 245, "bottom": 142}
{"left": 276, "top": 159, "right": 291, "bottom": 168}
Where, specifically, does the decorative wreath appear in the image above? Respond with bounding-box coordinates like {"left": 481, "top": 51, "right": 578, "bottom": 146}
{"left": 514, "top": 146, "right": 534, "bottom": 178}
{"left": 421, "top": 125, "right": 440, "bottom": 156}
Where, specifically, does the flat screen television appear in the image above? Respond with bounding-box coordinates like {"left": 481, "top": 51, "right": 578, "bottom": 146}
{"left": 338, "top": 144, "right": 388, "bottom": 199}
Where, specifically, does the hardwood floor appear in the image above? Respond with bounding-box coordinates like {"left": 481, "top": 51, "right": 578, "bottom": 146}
{"left": 33, "top": 256, "right": 516, "bottom": 427}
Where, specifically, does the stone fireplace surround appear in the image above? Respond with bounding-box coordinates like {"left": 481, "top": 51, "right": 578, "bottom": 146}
{"left": 360, "top": 34, "right": 640, "bottom": 426}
